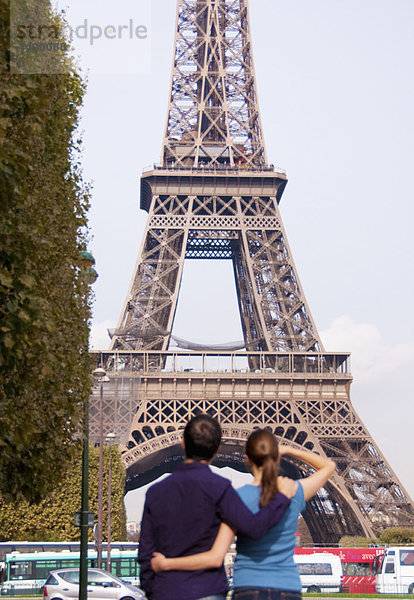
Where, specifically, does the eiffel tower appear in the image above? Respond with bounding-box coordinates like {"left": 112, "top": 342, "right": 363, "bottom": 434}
{"left": 90, "top": 0, "right": 414, "bottom": 543}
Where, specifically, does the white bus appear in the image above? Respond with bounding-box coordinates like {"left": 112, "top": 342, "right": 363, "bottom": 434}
{"left": 375, "top": 547, "right": 414, "bottom": 594}
{"left": 0, "top": 550, "right": 140, "bottom": 595}
{"left": 294, "top": 553, "right": 342, "bottom": 593}
{"left": 0, "top": 542, "right": 138, "bottom": 562}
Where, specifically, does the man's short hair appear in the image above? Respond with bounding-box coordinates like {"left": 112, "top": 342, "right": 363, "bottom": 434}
{"left": 183, "top": 414, "right": 222, "bottom": 461}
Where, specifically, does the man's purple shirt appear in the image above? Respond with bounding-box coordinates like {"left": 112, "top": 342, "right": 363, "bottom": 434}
{"left": 138, "top": 461, "right": 290, "bottom": 600}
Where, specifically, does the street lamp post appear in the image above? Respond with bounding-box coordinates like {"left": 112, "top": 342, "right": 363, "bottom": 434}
{"left": 78, "top": 252, "right": 97, "bottom": 600}
{"left": 78, "top": 374, "right": 98, "bottom": 600}
{"left": 105, "top": 432, "right": 116, "bottom": 574}
{"left": 92, "top": 367, "right": 109, "bottom": 569}
{"left": 79, "top": 392, "right": 90, "bottom": 600}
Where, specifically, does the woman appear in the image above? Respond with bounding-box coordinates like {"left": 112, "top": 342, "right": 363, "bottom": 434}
{"left": 151, "top": 429, "right": 335, "bottom": 600}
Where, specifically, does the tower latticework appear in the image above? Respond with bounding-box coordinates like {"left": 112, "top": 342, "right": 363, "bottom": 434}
{"left": 163, "top": 0, "right": 266, "bottom": 169}
{"left": 90, "top": 0, "right": 414, "bottom": 543}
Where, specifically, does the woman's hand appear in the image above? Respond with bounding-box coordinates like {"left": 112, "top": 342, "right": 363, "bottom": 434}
{"left": 278, "top": 444, "right": 290, "bottom": 457}
{"left": 278, "top": 445, "right": 336, "bottom": 501}
{"left": 151, "top": 552, "right": 167, "bottom": 573}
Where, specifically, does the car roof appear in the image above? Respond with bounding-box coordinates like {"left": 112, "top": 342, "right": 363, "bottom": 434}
{"left": 50, "top": 568, "right": 107, "bottom": 574}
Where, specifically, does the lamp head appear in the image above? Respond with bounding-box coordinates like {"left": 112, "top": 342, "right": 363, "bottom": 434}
{"left": 93, "top": 367, "right": 106, "bottom": 378}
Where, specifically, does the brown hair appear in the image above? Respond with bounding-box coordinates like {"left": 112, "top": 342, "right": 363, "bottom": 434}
{"left": 184, "top": 414, "right": 222, "bottom": 461}
{"left": 245, "top": 429, "right": 279, "bottom": 507}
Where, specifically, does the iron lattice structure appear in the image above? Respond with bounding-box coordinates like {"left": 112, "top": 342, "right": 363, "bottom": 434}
{"left": 163, "top": 0, "right": 266, "bottom": 169}
{"left": 90, "top": 0, "right": 414, "bottom": 542}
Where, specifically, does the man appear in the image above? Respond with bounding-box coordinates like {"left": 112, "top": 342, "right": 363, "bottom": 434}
{"left": 138, "top": 415, "right": 296, "bottom": 600}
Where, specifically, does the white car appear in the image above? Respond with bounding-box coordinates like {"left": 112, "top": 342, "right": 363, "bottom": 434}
{"left": 43, "top": 569, "right": 146, "bottom": 600}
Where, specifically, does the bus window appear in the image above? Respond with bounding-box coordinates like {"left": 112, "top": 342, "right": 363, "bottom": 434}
{"left": 373, "top": 554, "right": 385, "bottom": 574}
{"left": 297, "top": 563, "right": 333, "bottom": 576}
{"left": 59, "top": 560, "right": 79, "bottom": 569}
{"left": 400, "top": 550, "right": 414, "bottom": 566}
{"left": 314, "top": 563, "right": 333, "bottom": 576}
{"left": 34, "top": 561, "right": 60, "bottom": 580}
{"left": 107, "top": 558, "right": 138, "bottom": 579}
{"left": 297, "top": 564, "right": 312, "bottom": 576}
{"left": 384, "top": 560, "right": 395, "bottom": 574}
{"left": 10, "top": 561, "right": 33, "bottom": 580}
{"left": 346, "top": 562, "right": 372, "bottom": 576}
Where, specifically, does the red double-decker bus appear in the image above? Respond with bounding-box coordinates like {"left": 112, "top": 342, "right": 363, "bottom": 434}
{"left": 295, "top": 546, "right": 385, "bottom": 593}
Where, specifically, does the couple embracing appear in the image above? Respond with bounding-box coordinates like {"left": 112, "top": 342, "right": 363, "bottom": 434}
{"left": 138, "top": 415, "right": 335, "bottom": 600}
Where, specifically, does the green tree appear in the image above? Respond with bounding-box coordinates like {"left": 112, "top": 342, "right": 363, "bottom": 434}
{"left": 339, "top": 535, "right": 379, "bottom": 547}
{"left": 379, "top": 528, "right": 414, "bottom": 545}
{"left": 0, "top": 445, "right": 127, "bottom": 541}
{"left": 0, "top": 0, "right": 91, "bottom": 501}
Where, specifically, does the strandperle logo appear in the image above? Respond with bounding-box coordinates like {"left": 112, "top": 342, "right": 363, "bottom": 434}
{"left": 16, "top": 19, "right": 148, "bottom": 47}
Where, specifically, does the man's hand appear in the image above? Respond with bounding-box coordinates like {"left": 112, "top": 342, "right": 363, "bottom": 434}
{"left": 151, "top": 552, "right": 167, "bottom": 573}
{"left": 277, "top": 476, "right": 298, "bottom": 499}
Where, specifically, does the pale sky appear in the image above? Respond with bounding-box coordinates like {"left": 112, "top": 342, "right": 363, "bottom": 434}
{"left": 57, "top": 0, "right": 414, "bottom": 520}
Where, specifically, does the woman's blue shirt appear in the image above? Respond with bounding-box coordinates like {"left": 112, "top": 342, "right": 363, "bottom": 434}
{"left": 233, "top": 481, "right": 306, "bottom": 592}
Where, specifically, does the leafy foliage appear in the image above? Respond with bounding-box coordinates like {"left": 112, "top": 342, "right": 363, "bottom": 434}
{"left": 339, "top": 535, "right": 379, "bottom": 547}
{"left": 379, "top": 528, "right": 414, "bottom": 545}
{"left": 340, "top": 529, "right": 414, "bottom": 547}
{"left": 0, "top": 1, "right": 92, "bottom": 501}
{"left": 0, "top": 445, "right": 127, "bottom": 541}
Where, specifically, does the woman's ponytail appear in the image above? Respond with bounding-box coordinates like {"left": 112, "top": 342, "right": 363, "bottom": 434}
{"left": 260, "top": 454, "right": 279, "bottom": 507}
{"left": 245, "top": 429, "right": 280, "bottom": 507}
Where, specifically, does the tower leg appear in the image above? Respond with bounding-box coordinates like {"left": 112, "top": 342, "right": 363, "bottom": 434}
{"left": 110, "top": 195, "right": 194, "bottom": 351}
